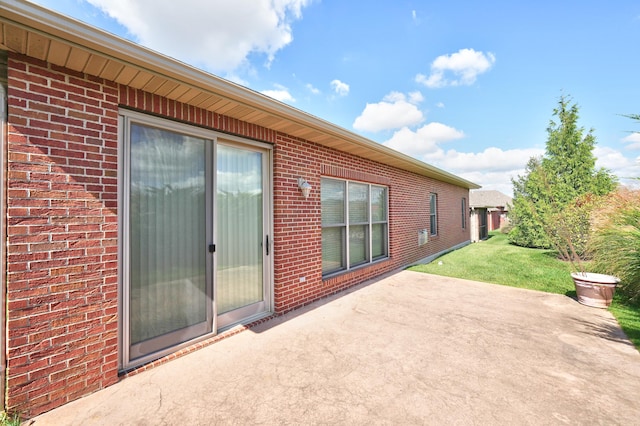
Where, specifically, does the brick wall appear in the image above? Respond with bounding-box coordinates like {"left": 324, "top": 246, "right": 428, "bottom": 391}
{"left": 6, "top": 54, "right": 119, "bottom": 416}
{"left": 272, "top": 134, "right": 470, "bottom": 312}
{"left": 4, "top": 52, "right": 470, "bottom": 416}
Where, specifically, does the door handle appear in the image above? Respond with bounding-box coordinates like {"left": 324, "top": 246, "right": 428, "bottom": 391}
{"left": 265, "top": 235, "right": 269, "bottom": 256}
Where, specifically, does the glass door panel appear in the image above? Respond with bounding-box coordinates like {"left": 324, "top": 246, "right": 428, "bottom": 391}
{"left": 216, "top": 144, "right": 267, "bottom": 327}
{"left": 128, "top": 123, "right": 211, "bottom": 360}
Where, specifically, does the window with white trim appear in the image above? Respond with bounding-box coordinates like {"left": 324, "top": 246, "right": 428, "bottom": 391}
{"left": 429, "top": 193, "right": 438, "bottom": 236}
{"left": 321, "top": 177, "right": 388, "bottom": 276}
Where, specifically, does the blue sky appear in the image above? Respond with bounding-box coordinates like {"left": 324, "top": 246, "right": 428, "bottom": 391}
{"left": 31, "top": 0, "right": 640, "bottom": 194}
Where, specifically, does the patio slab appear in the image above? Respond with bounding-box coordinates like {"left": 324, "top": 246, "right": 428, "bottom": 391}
{"left": 28, "top": 270, "right": 640, "bottom": 425}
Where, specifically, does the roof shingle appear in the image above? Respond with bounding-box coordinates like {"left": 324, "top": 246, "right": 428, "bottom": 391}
{"left": 469, "top": 190, "right": 513, "bottom": 209}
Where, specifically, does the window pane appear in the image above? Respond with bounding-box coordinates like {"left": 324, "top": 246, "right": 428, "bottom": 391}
{"left": 372, "top": 223, "right": 387, "bottom": 259}
{"left": 217, "top": 144, "right": 264, "bottom": 314}
{"left": 322, "top": 227, "right": 345, "bottom": 274}
{"left": 461, "top": 197, "right": 467, "bottom": 229}
{"left": 349, "top": 224, "right": 368, "bottom": 266}
{"left": 129, "top": 123, "right": 207, "bottom": 345}
{"left": 348, "top": 182, "right": 369, "bottom": 223}
{"left": 430, "top": 193, "right": 437, "bottom": 235}
{"left": 371, "top": 186, "right": 387, "bottom": 221}
{"left": 321, "top": 178, "right": 345, "bottom": 225}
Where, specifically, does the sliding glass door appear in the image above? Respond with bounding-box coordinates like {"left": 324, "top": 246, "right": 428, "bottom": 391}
{"left": 122, "top": 111, "right": 272, "bottom": 368}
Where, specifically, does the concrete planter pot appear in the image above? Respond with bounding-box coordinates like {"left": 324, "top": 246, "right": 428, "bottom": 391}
{"left": 571, "top": 272, "right": 620, "bottom": 308}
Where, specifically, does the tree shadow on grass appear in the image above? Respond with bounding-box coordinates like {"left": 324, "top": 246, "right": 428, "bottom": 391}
{"left": 539, "top": 250, "right": 563, "bottom": 261}
{"left": 621, "top": 325, "right": 640, "bottom": 350}
{"left": 609, "top": 296, "right": 640, "bottom": 350}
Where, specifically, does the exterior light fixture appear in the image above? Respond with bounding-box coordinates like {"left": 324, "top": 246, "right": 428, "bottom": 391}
{"left": 297, "top": 177, "right": 312, "bottom": 198}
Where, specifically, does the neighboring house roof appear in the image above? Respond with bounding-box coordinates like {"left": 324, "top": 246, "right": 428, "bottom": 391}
{"left": 469, "top": 190, "right": 513, "bottom": 209}
{"left": 0, "top": 0, "right": 481, "bottom": 190}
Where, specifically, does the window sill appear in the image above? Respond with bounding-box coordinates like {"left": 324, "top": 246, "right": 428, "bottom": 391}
{"left": 321, "top": 256, "right": 391, "bottom": 281}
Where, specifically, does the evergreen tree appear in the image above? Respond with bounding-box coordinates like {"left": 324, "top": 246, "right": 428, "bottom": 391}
{"left": 509, "top": 95, "right": 617, "bottom": 249}
{"left": 509, "top": 157, "right": 552, "bottom": 248}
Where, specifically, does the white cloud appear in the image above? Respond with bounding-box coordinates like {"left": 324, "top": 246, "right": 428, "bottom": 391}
{"left": 416, "top": 48, "right": 496, "bottom": 88}
{"left": 383, "top": 125, "right": 538, "bottom": 174}
{"left": 408, "top": 91, "right": 424, "bottom": 104}
{"left": 459, "top": 171, "right": 518, "bottom": 196}
{"left": 382, "top": 122, "right": 543, "bottom": 195}
{"left": 353, "top": 92, "right": 424, "bottom": 132}
{"left": 428, "top": 147, "right": 543, "bottom": 196}
{"left": 622, "top": 132, "right": 640, "bottom": 150}
{"left": 261, "top": 85, "right": 295, "bottom": 102}
{"left": 383, "top": 91, "right": 406, "bottom": 103}
{"left": 594, "top": 146, "right": 640, "bottom": 188}
{"left": 407, "top": 143, "right": 638, "bottom": 198}
{"left": 383, "top": 122, "right": 464, "bottom": 156}
{"left": 430, "top": 146, "right": 640, "bottom": 198}
{"left": 437, "top": 147, "right": 547, "bottom": 195}
{"left": 455, "top": 146, "right": 640, "bottom": 196}
{"left": 436, "top": 102, "right": 445, "bottom": 108}
{"left": 86, "top": 0, "right": 312, "bottom": 73}
{"left": 306, "top": 83, "right": 320, "bottom": 95}
{"left": 330, "top": 79, "right": 350, "bottom": 96}
{"left": 432, "top": 147, "right": 544, "bottom": 174}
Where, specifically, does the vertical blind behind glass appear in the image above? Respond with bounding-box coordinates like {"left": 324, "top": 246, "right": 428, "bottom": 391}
{"left": 129, "top": 123, "right": 207, "bottom": 345}
{"left": 348, "top": 183, "right": 369, "bottom": 265}
{"left": 371, "top": 186, "right": 387, "bottom": 259}
{"left": 321, "top": 179, "right": 346, "bottom": 274}
{"left": 217, "top": 144, "right": 264, "bottom": 314}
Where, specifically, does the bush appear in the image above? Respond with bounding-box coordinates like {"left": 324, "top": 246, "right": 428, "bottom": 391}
{"left": 589, "top": 189, "right": 640, "bottom": 302}
{"left": 500, "top": 222, "right": 513, "bottom": 234}
{"left": 548, "top": 193, "right": 601, "bottom": 263}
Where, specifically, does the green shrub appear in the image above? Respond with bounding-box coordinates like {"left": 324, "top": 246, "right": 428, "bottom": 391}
{"left": 589, "top": 189, "right": 640, "bottom": 302}
{"left": 547, "top": 193, "right": 601, "bottom": 263}
{"left": 500, "top": 222, "right": 513, "bottom": 234}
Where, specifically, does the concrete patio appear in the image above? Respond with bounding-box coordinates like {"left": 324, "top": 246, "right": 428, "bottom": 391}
{"left": 29, "top": 270, "right": 640, "bottom": 425}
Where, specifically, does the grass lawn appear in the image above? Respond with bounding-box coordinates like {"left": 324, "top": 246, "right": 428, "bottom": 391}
{"left": 409, "top": 231, "right": 640, "bottom": 350}
{"left": 0, "top": 411, "right": 20, "bottom": 426}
